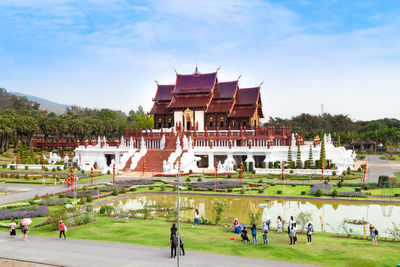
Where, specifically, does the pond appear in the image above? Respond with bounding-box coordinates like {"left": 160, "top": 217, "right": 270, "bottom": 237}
{"left": 104, "top": 193, "right": 400, "bottom": 238}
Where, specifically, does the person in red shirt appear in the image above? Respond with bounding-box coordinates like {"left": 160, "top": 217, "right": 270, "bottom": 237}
{"left": 59, "top": 220, "right": 66, "bottom": 240}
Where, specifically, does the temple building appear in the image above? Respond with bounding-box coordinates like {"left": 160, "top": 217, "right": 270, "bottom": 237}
{"left": 150, "top": 67, "right": 263, "bottom": 131}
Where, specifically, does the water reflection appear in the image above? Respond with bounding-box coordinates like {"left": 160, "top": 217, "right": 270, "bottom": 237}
{"left": 105, "top": 194, "right": 400, "bottom": 238}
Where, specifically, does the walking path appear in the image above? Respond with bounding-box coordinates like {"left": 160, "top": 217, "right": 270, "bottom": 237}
{"left": 0, "top": 232, "right": 312, "bottom": 267}
{"left": 367, "top": 155, "right": 400, "bottom": 183}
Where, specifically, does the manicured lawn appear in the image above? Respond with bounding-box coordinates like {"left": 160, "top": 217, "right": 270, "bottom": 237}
{"left": 30, "top": 215, "right": 400, "bottom": 267}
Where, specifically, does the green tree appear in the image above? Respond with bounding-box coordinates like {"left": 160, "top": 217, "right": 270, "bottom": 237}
{"left": 296, "top": 142, "right": 302, "bottom": 169}
{"left": 320, "top": 135, "right": 326, "bottom": 169}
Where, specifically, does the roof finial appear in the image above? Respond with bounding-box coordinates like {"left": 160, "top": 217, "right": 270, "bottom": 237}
{"left": 259, "top": 81, "right": 264, "bottom": 87}
{"left": 154, "top": 80, "right": 159, "bottom": 85}
{"left": 174, "top": 68, "right": 178, "bottom": 75}
{"left": 195, "top": 64, "right": 199, "bottom": 74}
{"left": 237, "top": 74, "right": 242, "bottom": 81}
{"left": 216, "top": 66, "right": 221, "bottom": 72}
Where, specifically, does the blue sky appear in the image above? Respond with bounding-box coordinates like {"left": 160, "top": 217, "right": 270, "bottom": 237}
{"left": 0, "top": 0, "right": 399, "bottom": 120}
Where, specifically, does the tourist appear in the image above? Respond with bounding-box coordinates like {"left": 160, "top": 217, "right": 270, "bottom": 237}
{"left": 22, "top": 223, "right": 28, "bottom": 241}
{"left": 277, "top": 216, "right": 282, "bottom": 233}
{"left": 193, "top": 209, "right": 200, "bottom": 227}
{"left": 265, "top": 213, "right": 271, "bottom": 231}
{"left": 233, "top": 218, "right": 241, "bottom": 234}
{"left": 179, "top": 234, "right": 185, "bottom": 256}
{"left": 241, "top": 226, "right": 250, "bottom": 242}
{"left": 251, "top": 224, "right": 257, "bottom": 245}
{"left": 261, "top": 221, "right": 269, "bottom": 245}
{"left": 306, "top": 222, "right": 313, "bottom": 245}
{"left": 9, "top": 219, "right": 16, "bottom": 238}
{"left": 370, "top": 224, "right": 378, "bottom": 245}
{"left": 59, "top": 220, "right": 67, "bottom": 240}
{"left": 290, "top": 222, "right": 298, "bottom": 245}
{"left": 170, "top": 223, "right": 177, "bottom": 258}
{"left": 289, "top": 216, "right": 296, "bottom": 229}
{"left": 42, "top": 177, "right": 45, "bottom": 186}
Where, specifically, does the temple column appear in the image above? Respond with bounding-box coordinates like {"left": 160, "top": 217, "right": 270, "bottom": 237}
{"left": 208, "top": 152, "right": 214, "bottom": 170}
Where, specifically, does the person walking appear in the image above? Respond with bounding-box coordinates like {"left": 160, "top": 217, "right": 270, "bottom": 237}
{"left": 179, "top": 234, "right": 185, "bottom": 256}
{"left": 265, "top": 214, "right": 271, "bottom": 231}
{"left": 370, "top": 224, "right": 378, "bottom": 245}
{"left": 59, "top": 220, "right": 67, "bottom": 240}
{"left": 290, "top": 222, "right": 298, "bottom": 245}
{"left": 170, "top": 223, "right": 177, "bottom": 258}
{"left": 306, "top": 222, "right": 313, "bottom": 245}
{"left": 193, "top": 209, "right": 200, "bottom": 227}
{"left": 9, "top": 219, "right": 16, "bottom": 238}
{"left": 261, "top": 221, "right": 269, "bottom": 245}
{"left": 22, "top": 224, "right": 28, "bottom": 241}
{"left": 251, "top": 224, "right": 258, "bottom": 245}
{"left": 277, "top": 216, "right": 283, "bottom": 233}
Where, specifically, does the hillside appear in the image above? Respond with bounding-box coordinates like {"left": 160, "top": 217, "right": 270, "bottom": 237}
{"left": 0, "top": 88, "right": 40, "bottom": 112}
{"left": 10, "top": 91, "right": 69, "bottom": 114}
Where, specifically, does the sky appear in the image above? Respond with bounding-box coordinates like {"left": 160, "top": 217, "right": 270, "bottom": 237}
{"left": 0, "top": 0, "right": 399, "bottom": 121}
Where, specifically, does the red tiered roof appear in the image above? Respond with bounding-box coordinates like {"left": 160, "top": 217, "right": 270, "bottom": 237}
{"left": 172, "top": 72, "right": 217, "bottom": 94}
{"left": 235, "top": 87, "right": 260, "bottom": 105}
{"left": 213, "top": 81, "right": 238, "bottom": 99}
{"left": 205, "top": 100, "right": 234, "bottom": 113}
{"left": 168, "top": 94, "right": 213, "bottom": 108}
{"left": 228, "top": 106, "right": 257, "bottom": 118}
{"left": 149, "top": 102, "right": 170, "bottom": 114}
{"left": 153, "top": 84, "right": 174, "bottom": 102}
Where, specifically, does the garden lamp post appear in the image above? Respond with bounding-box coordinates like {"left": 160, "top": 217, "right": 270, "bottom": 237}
{"left": 176, "top": 157, "right": 200, "bottom": 267}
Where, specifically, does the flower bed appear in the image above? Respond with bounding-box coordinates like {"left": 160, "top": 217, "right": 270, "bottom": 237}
{"left": 117, "top": 179, "right": 158, "bottom": 187}
{"left": 0, "top": 205, "right": 49, "bottom": 220}
{"left": 66, "top": 190, "right": 100, "bottom": 198}
{"left": 310, "top": 183, "right": 332, "bottom": 194}
{"left": 0, "top": 202, "right": 30, "bottom": 210}
{"left": 192, "top": 181, "right": 242, "bottom": 190}
{"left": 338, "top": 191, "right": 367, "bottom": 197}
{"left": 40, "top": 198, "right": 72, "bottom": 206}
{"left": 248, "top": 184, "right": 260, "bottom": 188}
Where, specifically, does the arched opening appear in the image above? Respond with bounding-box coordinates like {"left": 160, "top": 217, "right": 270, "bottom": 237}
{"left": 220, "top": 121, "right": 224, "bottom": 128}
{"left": 210, "top": 121, "right": 213, "bottom": 128}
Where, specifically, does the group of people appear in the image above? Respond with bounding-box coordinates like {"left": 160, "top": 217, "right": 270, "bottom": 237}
{"left": 9, "top": 219, "right": 67, "bottom": 241}
{"left": 170, "top": 223, "right": 185, "bottom": 258}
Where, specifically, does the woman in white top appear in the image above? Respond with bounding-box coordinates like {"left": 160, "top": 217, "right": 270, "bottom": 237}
{"left": 10, "top": 219, "right": 16, "bottom": 238}
{"left": 277, "top": 216, "right": 282, "bottom": 233}
{"left": 193, "top": 209, "right": 200, "bottom": 227}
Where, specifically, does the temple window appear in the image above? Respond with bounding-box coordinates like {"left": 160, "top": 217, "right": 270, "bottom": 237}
{"left": 220, "top": 121, "right": 224, "bottom": 128}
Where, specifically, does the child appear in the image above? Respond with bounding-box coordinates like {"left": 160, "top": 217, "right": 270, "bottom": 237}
{"left": 241, "top": 226, "right": 250, "bottom": 242}
{"left": 10, "top": 219, "right": 16, "bottom": 238}
{"left": 251, "top": 224, "right": 257, "bottom": 245}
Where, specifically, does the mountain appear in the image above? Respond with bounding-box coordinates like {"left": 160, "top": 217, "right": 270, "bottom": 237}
{"left": 9, "top": 91, "right": 69, "bottom": 114}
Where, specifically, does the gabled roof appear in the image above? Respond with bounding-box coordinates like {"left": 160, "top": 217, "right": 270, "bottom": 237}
{"left": 205, "top": 100, "right": 234, "bottom": 113}
{"left": 149, "top": 102, "right": 171, "bottom": 114}
{"left": 153, "top": 84, "right": 174, "bottom": 102}
{"left": 228, "top": 106, "right": 257, "bottom": 118}
{"left": 235, "top": 87, "right": 260, "bottom": 106}
{"left": 168, "top": 94, "right": 213, "bottom": 109}
{"left": 213, "top": 81, "right": 238, "bottom": 99}
{"left": 172, "top": 72, "right": 217, "bottom": 94}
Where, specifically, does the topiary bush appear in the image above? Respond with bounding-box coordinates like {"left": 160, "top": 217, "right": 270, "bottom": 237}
{"left": 258, "top": 188, "right": 264, "bottom": 194}
{"left": 332, "top": 171, "right": 336, "bottom": 176}
{"left": 112, "top": 189, "right": 119, "bottom": 196}
{"left": 25, "top": 166, "right": 29, "bottom": 170}
{"left": 86, "top": 195, "right": 93, "bottom": 202}
{"left": 160, "top": 184, "right": 165, "bottom": 191}
{"left": 315, "top": 188, "right": 323, "bottom": 197}
{"left": 227, "top": 188, "right": 233, "bottom": 193}
{"left": 197, "top": 177, "right": 202, "bottom": 182}
{"left": 80, "top": 197, "right": 86, "bottom": 205}
{"left": 301, "top": 191, "right": 306, "bottom": 195}
{"left": 240, "top": 188, "right": 245, "bottom": 194}
{"left": 332, "top": 189, "right": 338, "bottom": 197}
{"left": 186, "top": 177, "right": 191, "bottom": 182}
{"left": 130, "top": 187, "right": 137, "bottom": 192}
{"left": 277, "top": 190, "right": 282, "bottom": 194}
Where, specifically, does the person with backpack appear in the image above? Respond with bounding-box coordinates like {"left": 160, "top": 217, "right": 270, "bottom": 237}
{"left": 170, "top": 224, "right": 177, "bottom": 258}
{"left": 290, "top": 222, "right": 298, "bottom": 245}
{"left": 370, "top": 224, "right": 378, "bottom": 245}
{"left": 251, "top": 224, "right": 257, "bottom": 245}
{"left": 306, "top": 222, "right": 313, "bottom": 245}
{"left": 241, "top": 226, "right": 250, "bottom": 242}
{"left": 261, "top": 221, "right": 269, "bottom": 245}
{"left": 59, "top": 220, "right": 67, "bottom": 240}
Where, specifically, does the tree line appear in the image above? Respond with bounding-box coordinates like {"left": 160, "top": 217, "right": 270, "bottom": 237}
{"left": 264, "top": 113, "right": 400, "bottom": 149}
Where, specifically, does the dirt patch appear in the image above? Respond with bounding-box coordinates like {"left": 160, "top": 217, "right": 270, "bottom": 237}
{"left": 0, "top": 258, "right": 59, "bottom": 267}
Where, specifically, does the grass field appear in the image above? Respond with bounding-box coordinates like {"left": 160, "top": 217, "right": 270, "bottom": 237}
{"left": 21, "top": 215, "right": 400, "bottom": 267}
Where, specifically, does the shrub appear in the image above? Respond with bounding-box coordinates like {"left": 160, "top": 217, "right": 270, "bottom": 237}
{"left": 258, "top": 179, "right": 263, "bottom": 183}
{"left": 173, "top": 185, "right": 177, "bottom": 192}
{"left": 47, "top": 208, "right": 68, "bottom": 230}
{"left": 240, "top": 188, "right": 246, "bottom": 194}
{"left": 107, "top": 170, "right": 111, "bottom": 175}
{"left": 10, "top": 165, "right": 15, "bottom": 170}
{"left": 15, "top": 174, "right": 20, "bottom": 178}
{"left": 130, "top": 187, "right": 137, "bottom": 192}
{"left": 243, "top": 161, "right": 247, "bottom": 172}
{"left": 357, "top": 167, "right": 361, "bottom": 172}
{"left": 355, "top": 188, "right": 362, "bottom": 192}
{"left": 301, "top": 191, "right": 306, "bottom": 195}
{"left": 189, "top": 169, "right": 193, "bottom": 174}
{"left": 2, "top": 164, "right": 6, "bottom": 169}
{"left": 347, "top": 169, "right": 351, "bottom": 175}
{"left": 40, "top": 198, "right": 71, "bottom": 206}
{"left": 208, "top": 187, "right": 214, "bottom": 191}
{"left": 251, "top": 169, "right": 256, "bottom": 174}
{"left": 212, "top": 200, "right": 229, "bottom": 224}
{"left": 315, "top": 188, "right": 323, "bottom": 197}
{"left": 160, "top": 184, "right": 165, "bottom": 191}
{"left": 197, "top": 177, "right": 202, "bottom": 182}
{"left": 99, "top": 205, "right": 106, "bottom": 214}
{"left": 332, "top": 189, "right": 338, "bottom": 197}
{"left": 248, "top": 210, "right": 262, "bottom": 226}
{"left": 258, "top": 188, "right": 264, "bottom": 194}
{"left": 44, "top": 167, "right": 49, "bottom": 171}
{"left": 291, "top": 184, "right": 296, "bottom": 187}
{"left": 80, "top": 197, "right": 86, "bottom": 205}
{"left": 227, "top": 174, "right": 232, "bottom": 178}
{"left": 332, "top": 171, "right": 336, "bottom": 176}
{"left": 337, "top": 181, "right": 343, "bottom": 188}
{"left": 81, "top": 170, "right": 85, "bottom": 174}
{"left": 277, "top": 190, "right": 282, "bottom": 194}
{"left": 261, "top": 161, "right": 266, "bottom": 168}
{"left": 52, "top": 168, "right": 56, "bottom": 172}
{"left": 378, "top": 176, "right": 389, "bottom": 187}
{"left": 186, "top": 177, "right": 191, "bottom": 182}
{"left": 112, "top": 189, "right": 119, "bottom": 196}
{"left": 227, "top": 188, "right": 233, "bottom": 193}
{"left": 57, "top": 166, "right": 61, "bottom": 171}
{"left": 296, "top": 211, "right": 313, "bottom": 232}
{"left": 25, "top": 166, "right": 29, "bottom": 170}
{"left": 24, "top": 174, "right": 28, "bottom": 179}
{"left": 58, "top": 193, "right": 66, "bottom": 198}
{"left": 289, "top": 170, "right": 294, "bottom": 174}
{"left": 83, "top": 186, "right": 88, "bottom": 191}
{"left": 86, "top": 195, "right": 93, "bottom": 202}
{"left": 120, "top": 188, "right": 127, "bottom": 194}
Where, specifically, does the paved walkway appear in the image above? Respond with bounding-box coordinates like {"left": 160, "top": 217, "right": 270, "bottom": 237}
{"left": 0, "top": 232, "right": 312, "bottom": 267}
{"left": 367, "top": 155, "right": 400, "bottom": 183}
